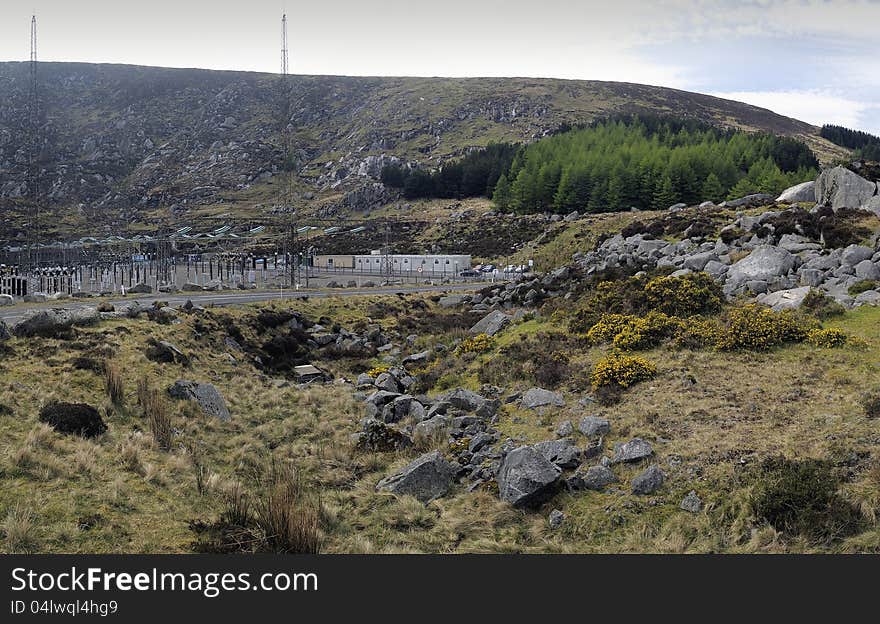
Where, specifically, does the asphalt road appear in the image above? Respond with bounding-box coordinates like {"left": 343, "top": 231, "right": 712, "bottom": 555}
{"left": 0, "top": 283, "right": 485, "bottom": 325}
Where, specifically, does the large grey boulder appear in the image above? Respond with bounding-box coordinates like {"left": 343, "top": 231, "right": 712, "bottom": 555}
{"left": 0, "top": 320, "right": 10, "bottom": 341}
{"left": 497, "top": 445, "right": 561, "bottom": 508}
{"left": 12, "top": 307, "right": 100, "bottom": 338}
{"left": 854, "top": 260, "right": 880, "bottom": 281}
{"left": 632, "top": 465, "right": 665, "bottom": 495}
{"left": 521, "top": 388, "right": 565, "bottom": 410}
{"left": 167, "top": 380, "right": 230, "bottom": 421}
{"left": 443, "top": 388, "right": 499, "bottom": 419}
{"left": 726, "top": 245, "right": 795, "bottom": 287}
{"left": 841, "top": 245, "right": 874, "bottom": 267}
{"left": 611, "top": 438, "right": 654, "bottom": 464}
{"left": 438, "top": 295, "right": 465, "bottom": 308}
{"left": 865, "top": 195, "right": 880, "bottom": 216}
{"left": 469, "top": 310, "right": 512, "bottom": 336}
{"left": 376, "top": 451, "right": 456, "bottom": 503}
{"left": 413, "top": 415, "right": 449, "bottom": 446}
{"left": 815, "top": 166, "right": 877, "bottom": 210}
{"left": 776, "top": 180, "right": 816, "bottom": 203}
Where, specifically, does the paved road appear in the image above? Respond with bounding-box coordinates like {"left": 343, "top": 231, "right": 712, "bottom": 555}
{"left": 0, "top": 283, "right": 485, "bottom": 324}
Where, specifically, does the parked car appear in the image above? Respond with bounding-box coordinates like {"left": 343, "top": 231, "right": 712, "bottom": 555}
{"left": 480, "top": 264, "right": 496, "bottom": 272}
{"left": 459, "top": 269, "right": 481, "bottom": 277}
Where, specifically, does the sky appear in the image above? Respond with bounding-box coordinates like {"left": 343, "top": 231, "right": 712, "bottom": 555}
{"left": 0, "top": 0, "right": 877, "bottom": 133}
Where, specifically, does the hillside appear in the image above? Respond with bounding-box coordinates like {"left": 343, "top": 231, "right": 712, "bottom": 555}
{"left": 0, "top": 62, "right": 850, "bottom": 238}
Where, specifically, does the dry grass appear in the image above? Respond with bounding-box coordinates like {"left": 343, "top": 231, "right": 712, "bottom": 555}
{"left": 138, "top": 377, "right": 172, "bottom": 451}
{"left": 253, "top": 460, "right": 322, "bottom": 554}
{"left": 105, "top": 362, "right": 124, "bottom": 406}
{"left": 2, "top": 504, "right": 38, "bottom": 553}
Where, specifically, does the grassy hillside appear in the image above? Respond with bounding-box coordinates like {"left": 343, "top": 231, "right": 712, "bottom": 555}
{"left": 0, "top": 62, "right": 851, "bottom": 235}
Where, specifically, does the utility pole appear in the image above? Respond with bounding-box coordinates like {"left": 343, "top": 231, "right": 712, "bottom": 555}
{"left": 27, "top": 14, "right": 40, "bottom": 273}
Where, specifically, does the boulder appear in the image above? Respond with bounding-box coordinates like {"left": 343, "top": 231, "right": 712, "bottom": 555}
{"left": 533, "top": 438, "right": 582, "bottom": 470}
{"left": 469, "top": 310, "right": 512, "bottom": 336}
{"left": 438, "top": 295, "right": 465, "bottom": 308}
{"left": 726, "top": 245, "right": 795, "bottom": 287}
{"left": 38, "top": 402, "right": 106, "bottom": 438}
{"left": 167, "top": 380, "right": 230, "bottom": 420}
{"left": 815, "top": 165, "right": 877, "bottom": 210}
{"left": 376, "top": 451, "right": 455, "bottom": 503}
{"left": 12, "top": 307, "right": 100, "bottom": 338}
{"left": 578, "top": 415, "right": 610, "bottom": 437}
{"left": 521, "top": 388, "right": 565, "bottom": 409}
{"left": 413, "top": 415, "right": 449, "bottom": 446}
{"left": 721, "top": 193, "right": 774, "bottom": 209}
{"left": 356, "top": 419, "right": 412, "bottom": 452}
{"left": 611, "top": 438, "right": 654, "bottom": 464}
{"left": 567, "top": 465, "right": 618, "bottom": 491}
{"left": 128, "top": 283, "right": 153, "bottom": 294}
{"left": 0, "top": 320, "right": 9, "bottom": 341}
{"left": 555, "top": 420, "right": 574, "bottom": 437}
{"left": 841, "top": 244, "right": 874, "bottom": 267}
{"left": 684, "top": 251, "right": 719, "bottom": 272}
{"left": 181, "top": 282, "right": 203, "bottom": 292}
{"left": 776, "top": 180, "right": 816, "bottom": 203}
{"left": 680, "top": 490, "right": 703, "bottom": 513}
{"left": 757, "top": 286, "right": 811, "bottom": 311}
{"left": 631, "top": 464, "right": 665, "bottom": 495}
{"left": 497, "top": 445, "right": 561, "bottom": 508}
{"left": 549, "top": 509, "right": 565, "bottom": 529}
{"left": 854, "top": 260, "right": 880, "bottom": 281}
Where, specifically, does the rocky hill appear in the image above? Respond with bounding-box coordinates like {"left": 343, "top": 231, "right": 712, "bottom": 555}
{"left": 0, "top": 62, "right": 850, "bottom": 235}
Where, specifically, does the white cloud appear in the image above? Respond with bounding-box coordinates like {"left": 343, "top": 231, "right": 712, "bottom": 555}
{"left": 710, "top": 89, "right": 874, "bottom": 130}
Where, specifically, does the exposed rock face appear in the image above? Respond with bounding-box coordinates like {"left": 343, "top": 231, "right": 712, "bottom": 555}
{"left": 376, "top": 451, "right": 455, "bottom": 503}
{"left": 815, "top": 165, "right": 878, "bottom": 210}
{"left": 469, "top": 310, "right": 512, "bottom": 336}
{"left": 776, "top": 180, "right": 816, "bottom": 203}
{"left": 167, "top": 380, "right": 230, "bottom": 420}
{"left": 497, "top": 445, "right": 561, "bottom": 508}
{"left": 38, "top": 402, "right": 106, "bottom": 438}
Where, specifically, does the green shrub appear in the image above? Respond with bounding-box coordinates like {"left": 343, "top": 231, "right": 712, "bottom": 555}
{"left": 643, "top": 272, "right": 724, "bottom": 317}
{"left": 612, "top": 311, "right": 684, "bottom": 350}
{"left": 848, "top": 280, "right": 879, "bottom": 296}
{"left": 715, "top": 305, "right": 813, "bottom": 351}
{"left": 591, "top": 353, "right": 657, "bottom": 389}
{"left": 806, "top": 328, "right": 848, "bottom": 348}
{"left": 800, "top": 289, "right": 846, "bottom": 320}
{"left": 750, "top": 456, "right": 862, "bottom": 541}
{"left": 860, "top": 391, "right": 880, "bottom": 419}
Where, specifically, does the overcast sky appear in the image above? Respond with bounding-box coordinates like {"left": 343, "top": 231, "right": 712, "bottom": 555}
{"left": 1, "top": 0, "right": 877, "bottom": 133}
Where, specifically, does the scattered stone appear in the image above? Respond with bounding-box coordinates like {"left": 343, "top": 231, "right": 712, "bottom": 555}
{"left": 549, "top": 509, "right": 565, "bottom": 530}
{"left": 533, "top": 438, "right": 582, "bottom": 470}
{"left": 555, "top": 420, "right": 574, "bottom": 437}
{"left": 521, "top": 388, "right": 564, "bottom": 409}
{"left": 128, "top": 283, "right": 153, "bottom": 294}
{"left": 376, "top": 450, "right": 455, "bottom": 504}
{"left": 631, "top": 464, "right": 665, "bottom": 495}
{"left": 578, "top": 415, "right": 610, "bottom": 437}
{"left": 680, "top": 490, "right": 703, "bottom": 513}
{"left": 567, "top": 465, "right": 618, "bottom": 491}
{"left": 356, "top": 418, "right": 412, "bottom": 452}
{"left": 167, "top": 380, "right": 230, "bottom": 420}
{"left": 611, "top": 438, "right": 654, "bottom": 464}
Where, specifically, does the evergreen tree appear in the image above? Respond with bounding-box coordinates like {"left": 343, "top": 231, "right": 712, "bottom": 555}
{"left": 701, "top": 173, "right": 724, "bottom": 203}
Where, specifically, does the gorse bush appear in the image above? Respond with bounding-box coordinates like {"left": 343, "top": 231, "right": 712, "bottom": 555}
{"left": 454, "top": 333, "right": 495, "bottom": 356}
{"left": 367, "top": 365, "right": 390, "bottom": 378}
{"left": 715, "top": 305, "right": 813, "bottom": 351}
{"left": 612, "top": 311, "right": 684, "bottom": 350}
{"left": 591, "top": 353, "right": 657, "bottom": 389}
{"left": 848, "top": 280, "right": 879, "bottom": 296}
{"left": 570, "top": 272, "right": 722, "bottom": 333}
{"left": 806, "top": 328, "right": 848, "bottom": 348}
{"left": 642, "top": 273, "right": 724, "bottom": 317}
